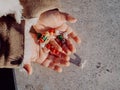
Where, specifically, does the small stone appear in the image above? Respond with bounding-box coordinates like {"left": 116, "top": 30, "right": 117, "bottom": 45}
{"left": 106, "top": 69, "right": 111, "bottom": 72}
{"left": 96, "top": 62, "right": 101, "bottom": 68}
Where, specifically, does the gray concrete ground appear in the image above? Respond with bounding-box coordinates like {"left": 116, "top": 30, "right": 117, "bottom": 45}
{"left": 15, "top": 0, "right": 120, "bottom": 90}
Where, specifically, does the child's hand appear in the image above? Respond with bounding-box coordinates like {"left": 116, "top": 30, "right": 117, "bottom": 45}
{"left": 23, "top": 9, "right": 80, "bottom": 75}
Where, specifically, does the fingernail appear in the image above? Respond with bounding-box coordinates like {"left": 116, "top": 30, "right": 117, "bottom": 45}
{"left": 66, "top": 56, "right": 70, "bottom": 61}
{"left": 23, "top": 64, "right": 32, "bottom": 75}
{"left": 65, "top": 62, "right": 70, "bottom": 67}
{"left": 72, "top": 48, "right": 76, "bottom": 53}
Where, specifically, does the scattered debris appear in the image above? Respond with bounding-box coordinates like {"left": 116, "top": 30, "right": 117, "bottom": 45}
{"left": 96, "top": 62, "right": 101, "bottom": 68}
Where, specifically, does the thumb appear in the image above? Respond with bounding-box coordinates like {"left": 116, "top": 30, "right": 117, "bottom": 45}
{"left": 61, "top": 12, "right": 77, "bottom": 23}
{"left": 23, "top": 63, "right": 33, "bottom": 75}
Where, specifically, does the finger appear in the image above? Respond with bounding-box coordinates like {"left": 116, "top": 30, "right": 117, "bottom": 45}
{"left": 52, "top": 57, "right": 70, "bottom": 66}
{"left": 48, "top": 56, "right": 63, "bottom": 65}
{"left": 42, "top": 55, "right": 68, "bottom": 72}
{"left": 46, "top": 40, "right": 70, "bottom": 59}
{"left": 23, "top": 64, "right": 32, "bottom": 75}
{"left": 56, "top": 25, "right": 80, "bottom": 44}
{"left": 41, "top": 54, "right": 56, "bottom": 67}
{"left": 46, "top": 57, "right": 69, "bottom": 72}
{"left": 62, "top": 44, "right": 72, "bottom": 55}
{"left": 42, "top": 47, "right": 50, "bottom": 53}
{"left": 47, "top": 61, "right": 62, "bottom": 73}
{"left": 54, "top": 65, "right": 62, "bottom": 73}
{"left": 58, "top": 51, "right": 70, "bottom": 60}
{"left": 36, "top": 48, "right": 49, "bottom": 64}
{"left": 69, "top": 32, "right": 81, "bottom": 43}
{"left": 64, "top": 26, "right": 81, "bottom": 43}
{"left": 48, "top": 54, "right": 60, "bottom": 64}
{"left": 60, "top": 60, "right": 70, "bottom": 67}
{"left": 60, "top": 12, "right": 77, "bottom": 23}
{"left": 55, "top": 24, "right": 68, "bottom": 32}
{"left": 49, "top": 39, "right": 62, "bottom": 51}
{"left": 33, "top": 24, "right": 46, "bottom": 33}
{"left": 41, "top": 59, "right": 52, "bottom": 67}
{"left": 55, "top": 38, "right": 71, "bottom": 55}
{"left": 66, "top": 39, "right": 76, "bottom": 53}
{"left": 48, "top": 62, "right": 55, "bottom": 70}
{"left": 47, "top": 59, "right": 70, "bottom": 68}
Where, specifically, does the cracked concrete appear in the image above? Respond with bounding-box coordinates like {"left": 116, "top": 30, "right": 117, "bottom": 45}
{"left": 15, "top": 0, "right": 120, "bottom": 90}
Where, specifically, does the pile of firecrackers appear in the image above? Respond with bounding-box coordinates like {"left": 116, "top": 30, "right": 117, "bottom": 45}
{"left": 37, "top": 29, "right": 68, "bottom": 56}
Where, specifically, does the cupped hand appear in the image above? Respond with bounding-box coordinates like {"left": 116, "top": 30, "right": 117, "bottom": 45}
{"left": 23, "top": 9, "right": 80, "bottom": 75}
